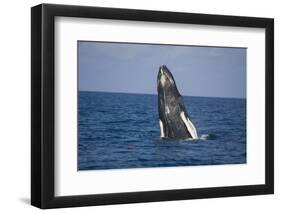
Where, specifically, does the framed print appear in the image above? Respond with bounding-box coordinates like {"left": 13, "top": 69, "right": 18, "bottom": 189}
{"left": 31, "top": 3, "right": 274, "bottom": 209}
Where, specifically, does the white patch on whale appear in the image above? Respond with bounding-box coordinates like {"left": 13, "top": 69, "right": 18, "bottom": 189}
{"left": 160, "top": 74, "right": 166, "bottom": 85}
{"left": 180, "top": 112, "right": 198, "bottom": 139}
{"left": 159, "top": 120, "right": 165, "bottom": 138}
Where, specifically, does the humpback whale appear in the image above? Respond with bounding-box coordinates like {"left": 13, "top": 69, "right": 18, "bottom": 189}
{"left": 157, "top": 65, "right": 198, "bottom": 139}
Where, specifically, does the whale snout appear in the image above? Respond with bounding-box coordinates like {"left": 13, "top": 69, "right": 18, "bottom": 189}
{"left": 158, "top": 65, "right": 169, "bottom": 77}
{"left": 158, "top": 65, "right": 173, "bottom": 86}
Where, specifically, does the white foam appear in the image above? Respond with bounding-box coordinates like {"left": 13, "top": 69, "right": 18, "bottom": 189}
{"left": 199, "top": 134, "right": 210, "bottom": 140}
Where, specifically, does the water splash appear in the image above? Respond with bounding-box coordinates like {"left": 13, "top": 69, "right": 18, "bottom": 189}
{"left": 199, "top": 134, "right": 217, "bottom": 140}
{"left": 184, "top": 134, "right": 216, "bottom": 141}
{"left": 199, "top": 134, "right": 210, "bottom": 140}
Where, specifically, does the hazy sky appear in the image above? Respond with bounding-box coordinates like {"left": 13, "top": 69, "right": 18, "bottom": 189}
{"left": 78, "top": 41, "right": 246, "bottom": 98}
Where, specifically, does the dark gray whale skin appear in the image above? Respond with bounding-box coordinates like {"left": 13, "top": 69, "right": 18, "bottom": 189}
{"left": 157, "top": 65, "right": 197, "bottom": 139}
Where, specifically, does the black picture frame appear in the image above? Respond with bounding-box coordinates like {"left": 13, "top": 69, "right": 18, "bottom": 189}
{"left": 31, "top": 3, "right": 274, "bottom": 209}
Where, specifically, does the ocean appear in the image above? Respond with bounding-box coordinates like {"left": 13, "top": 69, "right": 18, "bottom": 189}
{"left": 78, "top": 91, "right": 246, "bottom": 170}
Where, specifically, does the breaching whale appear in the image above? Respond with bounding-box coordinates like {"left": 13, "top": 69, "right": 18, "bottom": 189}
{"left": 157, "top": 65, "right": 198, "bottom": 139}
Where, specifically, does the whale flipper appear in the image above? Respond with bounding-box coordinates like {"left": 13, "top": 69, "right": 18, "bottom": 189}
{"left": 180, "top": 112, "right": 198, "bottom": 139}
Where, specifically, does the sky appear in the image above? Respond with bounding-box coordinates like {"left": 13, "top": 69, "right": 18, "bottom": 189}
{"left": 78, "top": 41, "right": 246, "bottom": 98}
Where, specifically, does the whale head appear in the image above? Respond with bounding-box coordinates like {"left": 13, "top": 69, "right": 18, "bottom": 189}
{"left": 157, "top": 65, "right": 180, "bottom": 99}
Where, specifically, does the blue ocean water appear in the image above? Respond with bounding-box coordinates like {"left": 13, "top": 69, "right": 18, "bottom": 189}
{"left": 78, "top": 91, "right": 246, "bottom": 170}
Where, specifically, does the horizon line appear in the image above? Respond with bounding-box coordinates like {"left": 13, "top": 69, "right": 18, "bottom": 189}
{"left": 79, "top": 90, "right": 246, "bottom": 100}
